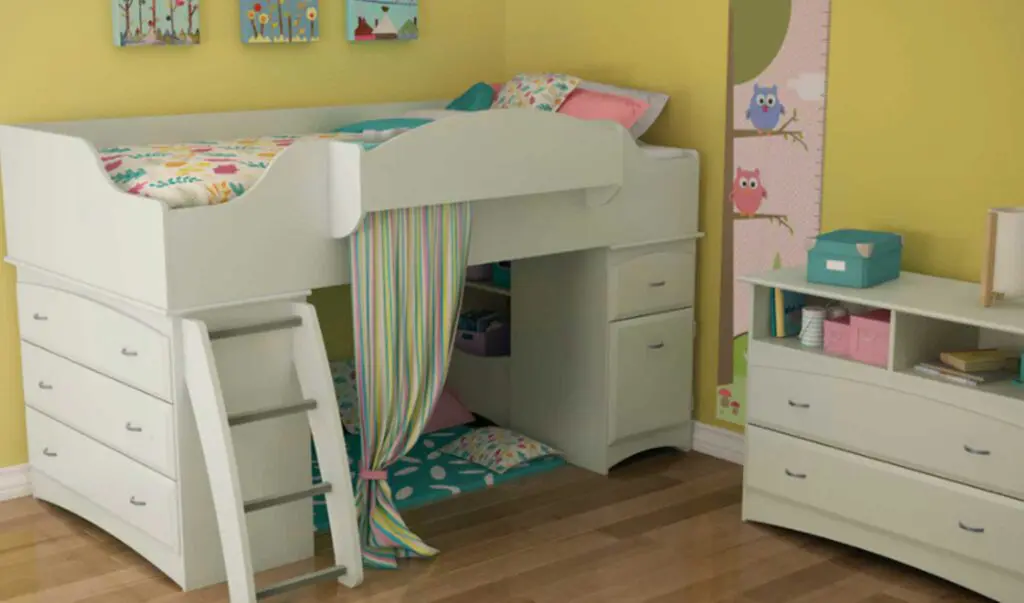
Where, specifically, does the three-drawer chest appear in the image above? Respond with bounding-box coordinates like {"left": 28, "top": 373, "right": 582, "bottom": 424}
{"left": 741, "top": 267, "right": 1024, "bottom": 603}
{"left": 14, "top": 268, "right": 320, "bottom": 591}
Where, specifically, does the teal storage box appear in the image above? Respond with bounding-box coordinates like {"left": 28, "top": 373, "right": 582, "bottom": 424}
{"left": 807, "top": 229, "right": 902, "bottom": 288}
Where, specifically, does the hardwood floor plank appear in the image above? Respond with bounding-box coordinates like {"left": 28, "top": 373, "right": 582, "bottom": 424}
{"left": 860, "top": 595, "right": 910, "bottom": 603}
{"left": 598, "top": 484, "right": 743, "bottom": 539}
{"left": 0, "top": 452, "right": 991, "bottom": 603}
{"left": 742, "top": 559, "right": 855, "bottom": 603}
{"left": 635, "top": 536, "right": 832, "bottom": 603}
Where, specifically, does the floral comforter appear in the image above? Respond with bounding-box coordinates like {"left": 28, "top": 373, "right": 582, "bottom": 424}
{"left": 99, "top": 133, "right": 369, "bottom": 209}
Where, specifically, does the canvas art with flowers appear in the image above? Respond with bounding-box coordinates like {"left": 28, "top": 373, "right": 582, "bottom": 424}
{"left": 113, "top": 0, "right": 200, "bottom": 46}
{"left": 241, "top": 0, "right": 319, "bottom": 44}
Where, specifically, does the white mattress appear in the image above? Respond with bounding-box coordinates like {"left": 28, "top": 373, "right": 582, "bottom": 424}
{"left": 638, "top": 143, "right": 687, "bottom": 160}
{"left": 99, "top": 133, "right": 688, "bottom": 209}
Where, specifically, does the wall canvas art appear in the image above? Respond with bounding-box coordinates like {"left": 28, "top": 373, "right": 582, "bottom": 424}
{"left": 113, "top": 0, "right": 201, "bottom": 46}
{"left": 241, "top": 1, "right": 320, "bottom": 44}
{"left": 347, "top": 0, "right": 418, "bottom": 42}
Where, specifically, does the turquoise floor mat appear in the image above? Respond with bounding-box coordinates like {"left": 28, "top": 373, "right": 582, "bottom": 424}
{"left": 311, "top": 425, "right": 565, "bottom": 533}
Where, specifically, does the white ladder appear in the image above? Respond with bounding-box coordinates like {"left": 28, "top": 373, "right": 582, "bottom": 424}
{"left": 182, "top": 303, "right": 363, "bottom": 602}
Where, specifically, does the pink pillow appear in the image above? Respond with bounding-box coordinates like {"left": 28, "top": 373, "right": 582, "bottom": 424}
{"left": 424, "top": 388, "right": 475, "bottom": 433}
{"left": 557, "top": 88, "right": 650, "bottom": 130}
{"left": 490, "top": 82, "right": 503, "bottom": 102}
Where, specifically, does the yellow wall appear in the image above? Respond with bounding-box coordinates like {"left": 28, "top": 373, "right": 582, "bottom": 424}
{"left": 507, "top": 0, "right": 1024, "bottom": 432}
{"left": 0, "top": 1, "right": 505, "bottom": 468}
{"left": 822, "top": 0, "right": 1024, "bottom": 283}
{"left": 505, "top": 0, "right": 733, "bottom": 429}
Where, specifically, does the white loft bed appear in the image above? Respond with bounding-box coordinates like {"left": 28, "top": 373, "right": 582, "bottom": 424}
{"left": 1, "top": 101, "right": 701, "bottom": 601}
{"left": 1, "top": 101, "right": 699, "bottom": 313}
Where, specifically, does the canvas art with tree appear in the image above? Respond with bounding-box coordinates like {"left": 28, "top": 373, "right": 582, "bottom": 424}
{"left": 113, "top": 0, "right": 200, "bottom": 46}
{"left": 241, "top": 0, "right": 319, "bottom": 44}
{"left": 347, "top": 0, "right": 418, "bottom": 42}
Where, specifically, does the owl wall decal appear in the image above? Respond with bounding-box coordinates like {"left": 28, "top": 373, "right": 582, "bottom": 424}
{"left": 730, "top": 167, "right": 768, "bottom": 217}
{"left": 745, "top": 83, "right": 786, "bottom": 133}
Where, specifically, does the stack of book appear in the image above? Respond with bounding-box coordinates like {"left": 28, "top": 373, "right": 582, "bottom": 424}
{"left": 913, "top": 349, "right": 1019, "bottom": 387}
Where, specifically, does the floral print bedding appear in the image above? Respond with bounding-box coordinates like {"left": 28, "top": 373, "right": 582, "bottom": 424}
{"left": 99, "top": 132, "right": 371, "bottom": 209}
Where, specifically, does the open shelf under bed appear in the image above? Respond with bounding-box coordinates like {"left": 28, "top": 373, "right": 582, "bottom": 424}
{"left": 310, "top": 360, "right": 566, "bottom": 533}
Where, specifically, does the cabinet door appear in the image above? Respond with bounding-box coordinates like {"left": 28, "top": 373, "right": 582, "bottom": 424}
{"left": 609, "top": 308, "right": 694, "bottom": 444}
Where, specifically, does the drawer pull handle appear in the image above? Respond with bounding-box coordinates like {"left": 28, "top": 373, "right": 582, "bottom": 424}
{"left": 43, "top": 448, "right": 57, "bottom": 457}
{"left": 787, "top": 400, "right": 810, "bottom": 409}
{"left": 125, "top": 422, "right": 143, "bottom": 433}
{"left": 648, "top": 342, "right": 665, "bottom": 350}
{"left": 32, "top": 313, "right": 48, "bottom": 321}
{"left": 129, "top": 497, "right": 147, "bottom": 507}
{"left": 964, "top": 445, "right": 991, "bottom": 456}
{"left": 121, "top": 347, "right": 138, "bottom": 357}
{"left": 958, "top": 521, "right": 985, "bottom": 534}
{"left": 784, "top": 469, "right": 806, "bottom": 479}
{"left": 648, "top": 281, "right": 667, "bottom": 288}
{"left": 37, "top": 381, "right": 53, "bottom": 390}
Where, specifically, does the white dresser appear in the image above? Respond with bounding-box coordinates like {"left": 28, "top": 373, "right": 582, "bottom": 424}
{"left": 741, "top": 267, "right": 1024, "bottom": 603}
{"left": 448, "top": 238, "right": 699, "bottom": 475}
{"left": 14, "top": 268, "right": 318, "bottom": 591}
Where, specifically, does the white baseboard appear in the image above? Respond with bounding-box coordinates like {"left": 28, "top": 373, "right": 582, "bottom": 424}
{"left": 693, "top": 422, "right": 746, "bottom": 465}
{"left": 0, "top": 464, "right": 31, "bottom": 502}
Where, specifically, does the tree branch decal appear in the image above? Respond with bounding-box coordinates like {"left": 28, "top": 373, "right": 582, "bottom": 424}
{"left": 734, "top": 109, "right": 808, "bottom": 151}
{"left": 734, "top": 212, "right": 794, "bottom": 235}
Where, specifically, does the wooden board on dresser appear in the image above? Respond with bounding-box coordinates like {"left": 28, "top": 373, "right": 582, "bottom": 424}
{"left": 739, "top": 266, "right": 1024, "bottom": 603}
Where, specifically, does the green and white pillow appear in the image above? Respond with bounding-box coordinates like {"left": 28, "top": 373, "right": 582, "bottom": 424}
{"left": 439, "top": 426, "right": 561, "bottom": 474}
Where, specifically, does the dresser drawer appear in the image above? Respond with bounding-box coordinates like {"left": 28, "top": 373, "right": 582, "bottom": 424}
{"left": 608, "top": 308, "right": 694, "bottom": 444}
{"left": 27, "top": 408, "right": 180, "bottom": 551}
{"left": 22, "top": 342, "right": 176, "bottom": 478}
{"left": 745, "top": 426, "right": 1024, "bottom": 577}
{"left": 747, "top": 365, "right": 1024, "bottom": 499}
{"left": 17, "top": 284, "right": 171, "bottom": 400}
{"left": 607, "top": 241, "right": 695, "bottom": 321}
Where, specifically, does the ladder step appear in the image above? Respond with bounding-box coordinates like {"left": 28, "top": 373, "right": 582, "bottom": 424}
{"left": 256, "top": 565, "right": 347, "bottom": 600}
{"left": 244, "top": 483, "right": 332, "bottom": 514}
{"left": 227, "top": 400, "right": 317, "bottom": 427}
{"left": 209, "top": 317, "right": 303, "bottom": 341}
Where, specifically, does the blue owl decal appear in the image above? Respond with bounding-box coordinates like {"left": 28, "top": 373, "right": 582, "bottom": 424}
{"left": 745, "top": 83, "right": 786, "bottom": 133}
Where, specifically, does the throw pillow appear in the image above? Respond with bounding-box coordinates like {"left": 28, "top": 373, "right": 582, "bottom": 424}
{"left": 424, "top": 389, "right": 475, "bottom": 434}
{"left": 446, "top": 82, "right": 499, "bottom": 112}
{"left": 492, "top": 73, "right": 582, "bottom": 112}
{"left": 557, "top": 87, "right": 650, "bottom": 130}
{"left": 577, "top": 81, "right": 670, "bottom": 139}
{"left": 439, "top": 426, "right": 561, "bottom": 474}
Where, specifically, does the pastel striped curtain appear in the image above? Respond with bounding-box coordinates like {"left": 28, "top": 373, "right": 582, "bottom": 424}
{"left": 348, "top": 203, "right": 472, "bottom": 568}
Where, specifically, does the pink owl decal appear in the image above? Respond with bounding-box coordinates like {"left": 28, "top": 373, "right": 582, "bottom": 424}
{"left": 730, "top": 166, "right": 768, "bottom": 217}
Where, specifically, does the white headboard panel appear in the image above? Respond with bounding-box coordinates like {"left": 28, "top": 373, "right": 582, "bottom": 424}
{"left": 18, "top": 99, "right": 449, "bottom": 147}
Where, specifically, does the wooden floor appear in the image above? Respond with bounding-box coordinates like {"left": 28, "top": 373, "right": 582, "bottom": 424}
{"left": 0, "top": 452, "right": 991, "bottom": 603}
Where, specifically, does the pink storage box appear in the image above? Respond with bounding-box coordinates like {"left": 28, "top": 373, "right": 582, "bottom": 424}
{"left": 850, "top": 309, "right": 891, "bottom": 367}
{"left": 823, "top": 315, "right": 852, "bottom": 357}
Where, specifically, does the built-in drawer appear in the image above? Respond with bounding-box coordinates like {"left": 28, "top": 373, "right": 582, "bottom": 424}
{"left": 27, "top": 408, "right": 180, "bottom": 551}
{"left": 607, "top": 240, "right": 695, "bottom": 321}
{"left": 608, "top": 308, "right": 694, "bottom": 444}
{"left": 748, "top": 365, "right": 1024, "bottom": 500}
{"left": 22, "top": 342, "right": 176, "bottom": 478}
{"left": 745, "top": 425, "right": 1024, "bottom": 577}
{"left": 16, "top": 284, "right": 171, "bottom": 400}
